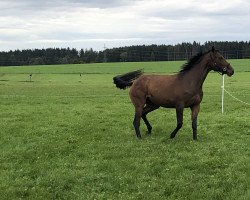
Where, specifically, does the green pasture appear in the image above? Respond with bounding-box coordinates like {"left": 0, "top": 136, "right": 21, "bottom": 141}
{"left": 0, "top": 60, "right": 249, "bottom": 199}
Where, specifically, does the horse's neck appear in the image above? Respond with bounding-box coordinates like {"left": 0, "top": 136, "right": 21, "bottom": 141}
{"left": 184, "top": 58, "right": 210, "bottom": 90}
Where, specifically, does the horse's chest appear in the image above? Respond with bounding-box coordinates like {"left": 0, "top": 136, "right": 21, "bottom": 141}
{"left": 184, "top": 93, "right": 203, "bottom": 107}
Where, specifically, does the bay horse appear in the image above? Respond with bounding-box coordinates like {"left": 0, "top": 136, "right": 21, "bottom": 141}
{"left": 113, "top": 47, "right": 234, "bottom": 140}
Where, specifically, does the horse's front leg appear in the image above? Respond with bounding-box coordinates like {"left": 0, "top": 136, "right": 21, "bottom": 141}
{"left": 190, "top": 104, "right": 200, "bottom": 140}
{"left": 170, "top": 107, "right": 183, "bottom": 138}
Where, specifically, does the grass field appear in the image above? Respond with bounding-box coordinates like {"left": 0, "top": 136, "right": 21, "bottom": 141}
{"left": 0, "top": 60, "right": 249, "bottom": 199}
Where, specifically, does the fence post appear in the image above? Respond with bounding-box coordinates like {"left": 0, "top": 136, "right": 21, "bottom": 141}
{"left": 221, "top": 74, "right": 225, "bottom": 114}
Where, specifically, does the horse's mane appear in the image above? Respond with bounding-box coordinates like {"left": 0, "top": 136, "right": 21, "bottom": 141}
{"left": 179, "top": 51, "right": 209, "bottom": 73}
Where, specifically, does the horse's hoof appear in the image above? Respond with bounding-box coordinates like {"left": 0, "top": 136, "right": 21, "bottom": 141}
{"left": 148, "top": 127, "right": 152, "bottom": 133}
{"left": 136, "top": 135, "right": 142, "bottom": 139}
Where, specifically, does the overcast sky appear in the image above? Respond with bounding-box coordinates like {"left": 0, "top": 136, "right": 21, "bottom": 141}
{"left": 0, "top": 0, "right": 249, "bottom": 51}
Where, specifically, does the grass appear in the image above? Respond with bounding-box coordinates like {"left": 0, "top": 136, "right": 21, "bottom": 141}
{"left": 0, "top": 60, "right": 249, "bottom": 199}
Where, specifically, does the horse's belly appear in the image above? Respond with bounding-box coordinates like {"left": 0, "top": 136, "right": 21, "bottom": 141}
{"left": 149, "top": 96, "right": 176, "bottom": 108}
{"left": 149, "top": 92, "right": 202, "bottom": 108}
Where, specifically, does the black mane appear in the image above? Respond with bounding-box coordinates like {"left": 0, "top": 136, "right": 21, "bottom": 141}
{"left": 179, "top": 51, "right": 205, "bottom": 73}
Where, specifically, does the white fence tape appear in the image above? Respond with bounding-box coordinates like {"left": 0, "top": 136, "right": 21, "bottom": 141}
{"left": 221, "top": 74, "right": 250, "bottom": 113}
{"left": 223, "top": 88, "right": 250, "bottom": 106}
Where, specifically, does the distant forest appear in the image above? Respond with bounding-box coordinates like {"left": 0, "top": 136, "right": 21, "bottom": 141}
{"left": 0, "top": 41, "right": 250, "bottom": 66}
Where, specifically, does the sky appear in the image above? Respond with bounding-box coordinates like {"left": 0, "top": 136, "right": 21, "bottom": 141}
{"left": 0, "top": 0, "right": 249, "bottom": 51}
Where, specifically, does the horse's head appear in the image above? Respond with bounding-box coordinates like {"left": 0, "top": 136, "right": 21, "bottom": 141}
{"left": 209, "top": 46, "right": 234, "bottom": 76}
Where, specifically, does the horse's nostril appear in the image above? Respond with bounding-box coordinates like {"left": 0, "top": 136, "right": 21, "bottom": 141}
{"left": 227, "top": 69, "right": 234, "bottom": 76}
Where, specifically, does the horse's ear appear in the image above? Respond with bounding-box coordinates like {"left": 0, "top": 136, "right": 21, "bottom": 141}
{"left": 212, "top": 46, "right": 215, "bottom": 52}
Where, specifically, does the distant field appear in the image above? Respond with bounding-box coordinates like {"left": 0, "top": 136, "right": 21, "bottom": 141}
{"left": 0, "top": 60, "right": 249, "bottom": 199}
{"left": 0, "top": 59, "right": 249, "bottom": 74}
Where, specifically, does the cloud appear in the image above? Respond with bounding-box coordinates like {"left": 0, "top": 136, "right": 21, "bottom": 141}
{"left": 0, "top": 0, "right": 249, "bottom": 51}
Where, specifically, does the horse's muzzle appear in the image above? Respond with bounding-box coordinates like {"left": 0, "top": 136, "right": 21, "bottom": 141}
{"left": 226, "top": 65, "right": 234, "bottom": 76}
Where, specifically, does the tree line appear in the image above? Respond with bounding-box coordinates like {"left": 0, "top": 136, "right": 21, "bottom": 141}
{"left": 0, "top": 41, "right": 250, "bottom": 66}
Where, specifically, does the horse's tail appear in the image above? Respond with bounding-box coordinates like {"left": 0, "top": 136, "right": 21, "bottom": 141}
{"left": 113, "top": 69, "right": 143, "bottom": 89}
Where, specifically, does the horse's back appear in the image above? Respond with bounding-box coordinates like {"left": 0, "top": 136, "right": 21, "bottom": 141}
{"left": 130, "top": 74, "right": 175, "bottom": 92}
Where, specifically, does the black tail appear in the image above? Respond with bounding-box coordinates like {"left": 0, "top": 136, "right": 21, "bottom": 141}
{"left": 113, "top": 69, "right": 143, "bottom": 89}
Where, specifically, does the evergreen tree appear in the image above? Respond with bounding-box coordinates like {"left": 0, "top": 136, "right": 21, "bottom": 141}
{"left": 0, "top": 41, "right": 250, "bottom": 66}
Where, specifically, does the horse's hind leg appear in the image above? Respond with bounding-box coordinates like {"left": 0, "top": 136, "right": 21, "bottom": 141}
{"left": 133, "top": 106, "right": 143, "bottom": 138}
{"left": 170, "top": 107, "right": 183, "bottom": 138}
{"left": 142, "top": 103, "right": 159, "bottom": 133}
{"left": 130, "top": 92, "right": 146, "bottom": 139}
